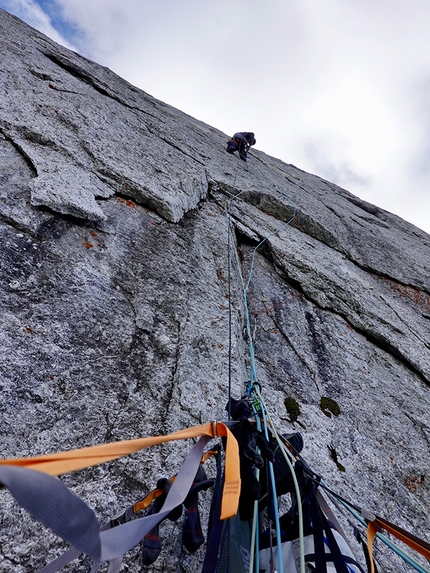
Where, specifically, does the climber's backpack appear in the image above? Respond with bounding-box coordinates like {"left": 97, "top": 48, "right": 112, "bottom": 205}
{"left": 259, "top": 529, "right": 362, "bottom": 573}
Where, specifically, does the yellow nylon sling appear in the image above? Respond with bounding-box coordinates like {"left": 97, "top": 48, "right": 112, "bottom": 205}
{"left": 0, "top": 422, "right": 240, "bottom": 520}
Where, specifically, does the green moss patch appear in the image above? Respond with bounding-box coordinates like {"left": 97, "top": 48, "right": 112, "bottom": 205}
{"left": 284, "top": 396, "right": 300, "bottom": 423}
{"left": 320, "top": 396, "right": 341, "bottom": 418}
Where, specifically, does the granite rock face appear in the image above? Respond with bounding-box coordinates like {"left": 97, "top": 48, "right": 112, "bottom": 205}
{"left": 1, "top": 9, "right": 430, "bottom": 573}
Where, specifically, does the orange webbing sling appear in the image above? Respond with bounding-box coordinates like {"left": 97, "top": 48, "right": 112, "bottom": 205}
{"left": 366, "top": 514, "right": 430, "bottom": 572}
{"left": 0, "top": 422, "right": 240, "bottom": 520}
{"left": 375, "top": 515, "right": 430, "bottom": 560}
{"left": 366, "top": 521, "right": 379, "bottom": 573}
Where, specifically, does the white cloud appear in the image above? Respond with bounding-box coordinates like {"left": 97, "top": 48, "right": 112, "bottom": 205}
{"left": 0, "top": 0, "right": 74, "bottom": 47}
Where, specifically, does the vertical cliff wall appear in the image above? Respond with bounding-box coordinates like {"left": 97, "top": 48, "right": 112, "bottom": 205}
{"left": 1, "top": 9, "right": 429, "bottom": 572}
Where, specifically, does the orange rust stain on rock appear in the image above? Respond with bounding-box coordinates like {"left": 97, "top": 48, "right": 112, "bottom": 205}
{"left": 84, "top": 241, "right": 94, "bottom": 249}
{"left": 116, "top": 197, "right": 136, "bottom": 208}
{"left": 404, "top": 476, "right": 424, "bottom": 493}
{"left": 380, "top": 277, "right": 430, "bottom": 312}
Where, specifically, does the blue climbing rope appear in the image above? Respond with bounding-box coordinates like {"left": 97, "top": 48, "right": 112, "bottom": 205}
{"left": 225, "top": 153, "right": 303, "bottom": 573}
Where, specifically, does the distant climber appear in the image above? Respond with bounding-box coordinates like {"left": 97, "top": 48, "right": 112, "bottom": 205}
{"left": 226, "top": 132, "right": 256, "bottom": 162}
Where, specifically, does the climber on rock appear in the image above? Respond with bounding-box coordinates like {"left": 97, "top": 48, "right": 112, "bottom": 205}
{"left": 226, "top": 132, "right": 256, "bottom": 162}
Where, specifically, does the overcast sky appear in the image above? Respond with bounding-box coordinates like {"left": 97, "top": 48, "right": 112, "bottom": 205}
{"left": 2, "top": 0, "right": 430, "bottom": 234}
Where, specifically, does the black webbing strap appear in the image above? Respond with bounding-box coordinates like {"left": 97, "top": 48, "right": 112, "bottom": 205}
{"left": 310, "top": 488, "right": 329, "bottom": 573}
{"left": 317, "top": 491, "right": 365, "bottom": 573}
{"left": 309, "top": 487, "right": 353, "bottom": 573}
{"left": 202, "top": 447, "right": 224, "bottom": 573}
{"left": 354, "top": 528, "right": 378, "bottom": 573}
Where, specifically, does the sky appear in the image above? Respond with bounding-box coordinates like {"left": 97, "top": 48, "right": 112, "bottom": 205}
{"left": 1, "top": 1, "right": 430, "bottom": 234}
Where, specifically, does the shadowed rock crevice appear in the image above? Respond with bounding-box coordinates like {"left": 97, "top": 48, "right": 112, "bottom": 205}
{"left": 343, "top": 194, "right": 390, "bottom": 219}
{"left": 42, "top": 50, "right": 140, "bottom": 110}
{"left": 145, "top": 123, "right": 209, "bottom": 166}
{"left": 239, "top": 238, "right": 430, "bottom": 391}
{"left": 0, "top": 126, "right": 38, "bottom": 176}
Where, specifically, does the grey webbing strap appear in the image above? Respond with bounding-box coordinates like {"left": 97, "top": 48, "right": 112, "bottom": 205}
{"left": 0, "top": 465, "right": 101, "bottom": 559}
{"left": 38, "top": 548, "right": 81, "bottom": 573}
{"left": 32, "top": 436, "right": 211, "bottom": 572}
{"left": 317, "top": 489, "right": 357, "bottom": 550}
{"left": 99, "top": 435, "right": 211, "bottom": 561}
{"left": 38, "top": 522, "right": 112, "bottom": 573}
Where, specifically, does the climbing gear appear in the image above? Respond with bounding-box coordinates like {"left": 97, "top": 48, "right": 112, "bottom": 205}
{"left": 0, "top": 421, "right": 240, "bottom": 521}
{"left": 226, "top": 132, "right": 256, "bottom": 162}
{"left": 140, "top": 477, "right": 182, "bottom": 566}
{"left": 182, "top": 465, "right": 213, "bottom": 553}
{"left": 259, "top": 458, "right": 363, "bottom": 573}
{"left": 0, "top": 423, "right": 240, "bottom": 572}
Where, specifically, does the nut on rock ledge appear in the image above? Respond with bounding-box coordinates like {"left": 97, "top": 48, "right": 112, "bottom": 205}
{"left": 1, "top": 8, "right": 430, "bottom": 573}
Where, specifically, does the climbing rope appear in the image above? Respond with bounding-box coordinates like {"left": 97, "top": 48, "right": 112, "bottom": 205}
{"left": 319, "top": 482, "right": 430, "bottom": 573}
{"left": 226, "top": 158, "right": 249, "bottom": 419}
{"left": 225, "top": 152, "right": 303, "bottom": 573}
{"left": 252, "top": 398, "right": 285, "bottom": 573}
{"left": 255, "top": 387, "right": 306, "bottom": 572}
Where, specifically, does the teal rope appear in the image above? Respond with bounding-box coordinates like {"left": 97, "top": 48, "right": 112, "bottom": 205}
{"left": 226, "top": 158, "right": 246, "bottom": 419}
{"left": 226, "top": 170, "right": 299, "bottom": 572}
{"left": 241, "top": 212, "right": 297, "bottom": 396}
{"left": 243, "top": 213, "right": 297, "bottom": 295}
{"left": 321, "top": 484, "right": 430, "bottom": 573}
{"left": 253, "top": 397, "right": 284, "bottom": 573}
{"left": 255, "top": 388, "right": 306, "bottom": 573}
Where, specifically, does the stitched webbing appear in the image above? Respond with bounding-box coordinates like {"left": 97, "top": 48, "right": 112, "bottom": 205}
{"left": 367, "top": 514, "right": 430, "bottom": 573}
{"left": 4, "top": 436, "right": 219, "bottom": 573}
{"left": 1, "top": 437, "right": 208, "bottom": 572}
{"left": 0, "top": 422, "right": 240, "bottom": 520}
{"left": 374, "top": 516, "right": 430, "bottom": 562}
